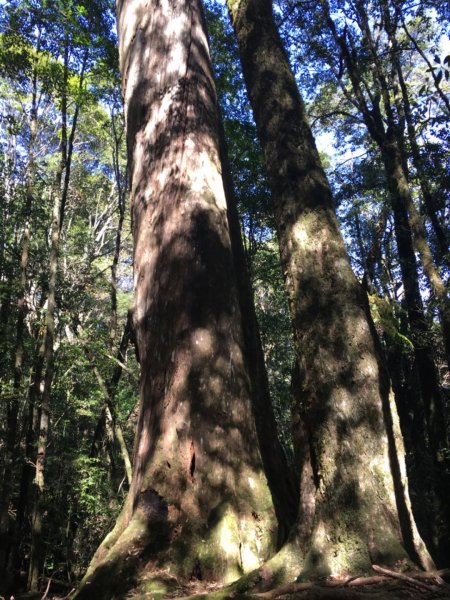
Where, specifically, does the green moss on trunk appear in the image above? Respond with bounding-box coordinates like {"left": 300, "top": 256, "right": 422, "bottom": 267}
{"left": 74, "top": 1, "right": 277, "bottom": 598}
{"left": 226, "top": 0, "right": 433, "bottom": 579}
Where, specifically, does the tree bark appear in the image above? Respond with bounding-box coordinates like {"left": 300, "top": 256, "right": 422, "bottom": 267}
{"left": 74, "top": 1, "right": 276, "bottom": 597}
{"left": 226, "top": 0, "right": 433, "bottom": 580}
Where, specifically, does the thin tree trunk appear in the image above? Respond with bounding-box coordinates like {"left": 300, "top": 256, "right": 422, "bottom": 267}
{"left": 90, "top": 361, "right": 132, "bottom": 485}
{"left": 109, "top": 113, "right": 127, "bottom": 349}
{"left": 405, "top": 193, "right": 450, "bottom": 372}
{"left": 380, "top": 3, "right": 450, "bottom": 365}
{"left": 3, "top": 259, "right": 49, "bottom": 592}
{"left": 83, "top": 321, "right": 133, "bottom": 486}
{"left": 227, "top": 0, "right": 432, "bottom": 581}
{"left": 28, "top": 139, "right": 64, "bottom": 593}
{"left": 394, "top": 61, "right": 449, "bottom": 265}
{"left": 89, "top": 316, "right": 132, "bottom": 463}
{"left": 351, "top": 0, "right": 450, "bottom": 378}
{"left": 28, "top": 43, "right": 87, "bottom": 592}
{"left": 386, "top": 337, "right": 437, "bottom": 557}
{"left": 367, "top": 210, "right": 390, "bottom": 297}
{"left": 380, "top": 139, "right": 450, "bottom": 563}
{"left": 0, "top": 109, "right": 17, "bottom": 284}
{"left": 380, "top": 140, "right": 448, "bottom": 455}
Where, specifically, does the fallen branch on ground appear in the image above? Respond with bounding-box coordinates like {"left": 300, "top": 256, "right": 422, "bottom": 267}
{"left": 255, "top": 567, "right": 450, "bottom": 599}
{"left": 372, "top": 565, "right": 441, "bottom": 592}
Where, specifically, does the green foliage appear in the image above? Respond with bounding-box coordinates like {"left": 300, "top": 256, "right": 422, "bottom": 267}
{"left": 0, "top": 0, "right": 137, "bottom": 590}
{"left": 0, "top": 0, "right": 448, "bottom": 592}
{"left": 71, "top": 454, "right": 123, "bottom": 571}
{"left": 369, "top": 295, "right": 414, "bottom": 350}
{"left": 252, "top": 239, "right": 295, "bottom": 454}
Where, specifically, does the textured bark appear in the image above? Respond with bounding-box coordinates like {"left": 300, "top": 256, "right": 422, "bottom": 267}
{"left": 227, "top": 0, "right": 432, "bottom": 580}
{"left": 74, "top": 1, "right": 276, "bottom": 597}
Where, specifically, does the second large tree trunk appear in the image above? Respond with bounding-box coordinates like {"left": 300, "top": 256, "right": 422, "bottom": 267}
{"left": 74, "top": 1, "right": 276, "bottom": 598}
{"left": 380, "top": 138, "right": 450, "bottom": 564}
{"left": 227, "top": 0, "right": 432, "bottom": 579}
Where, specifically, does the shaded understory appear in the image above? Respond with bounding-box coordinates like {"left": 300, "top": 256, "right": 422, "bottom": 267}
{"left": 14, "top": 564, "right": 450, "bottom": 600}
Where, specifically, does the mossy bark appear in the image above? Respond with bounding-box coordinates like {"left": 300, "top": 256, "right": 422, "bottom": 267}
{"left": 226, "top": 0, "right": 433, "bottom": 580}
{"left": 74, "top": 1, "right": 276, "bottom": 598}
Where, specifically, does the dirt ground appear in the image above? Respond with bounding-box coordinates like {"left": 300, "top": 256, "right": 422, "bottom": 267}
{"left": 10, "top": 568, "right": 450, "bottom": 600}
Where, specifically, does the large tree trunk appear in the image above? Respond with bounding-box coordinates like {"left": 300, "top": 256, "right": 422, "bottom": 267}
{"left": 226, "top": 0, "right": 432, "bottom": 580}
{"left": 74, "top": 1, "right": 276, "bottom": 598}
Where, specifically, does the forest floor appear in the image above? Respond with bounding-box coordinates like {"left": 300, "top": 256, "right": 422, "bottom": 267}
{"left": 161, "top": 575, "right": 450, "bottom": 600}
{"left": 124, "top": 566, "right": 450, "bottom": 600}
{"left": 11, "top": 568, "right": 450, "bottom": 600}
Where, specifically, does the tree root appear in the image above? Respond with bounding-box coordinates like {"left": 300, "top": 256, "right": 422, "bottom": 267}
{"left": 163, "top": 567, "right": 450, "bottom": 600}
{"left": 251, "top": 566, "right": 450, "bottom": 600}
{"left": 371, "top": 565, "right": 446, "bottom": 592}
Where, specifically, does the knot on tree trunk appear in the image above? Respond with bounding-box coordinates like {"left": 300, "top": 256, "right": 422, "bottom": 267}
{"left": 136, "top": 489, "right": 168, "bottom": 525}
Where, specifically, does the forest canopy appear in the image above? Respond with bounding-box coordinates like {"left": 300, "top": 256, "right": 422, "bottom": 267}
{"left": 0, "top": 0, "right": 449, "bottom": 598}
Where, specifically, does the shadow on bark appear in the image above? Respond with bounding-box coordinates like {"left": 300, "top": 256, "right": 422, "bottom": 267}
{"left": 75, "top": 3, "right": 277, "bottom": 597}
